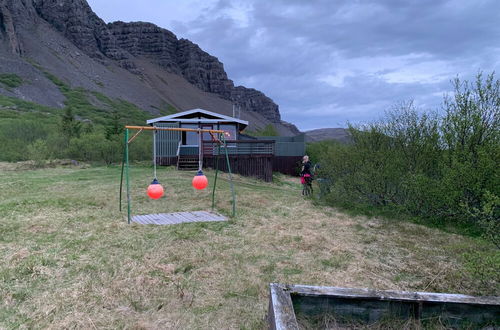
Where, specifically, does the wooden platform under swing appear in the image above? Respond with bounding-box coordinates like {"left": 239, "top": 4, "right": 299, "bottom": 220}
{"left": 131, "top": 210, "right": 227, "bottom": 225}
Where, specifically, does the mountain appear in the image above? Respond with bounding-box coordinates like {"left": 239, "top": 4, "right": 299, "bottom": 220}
{"left": 305, "top": 128, "right": 351, "bottom": 143}
{"left": 0, "top": 0, "right": 299, "bottom": 135}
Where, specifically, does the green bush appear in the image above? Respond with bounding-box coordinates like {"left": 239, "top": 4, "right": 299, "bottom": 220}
{"left": 67, "top": 132, "right": 122, "bottom": 164}
{"left": 309, "top": 72, "right": 500, "bottom": 245}
{"left": 0, "top": 118, "right": 54, "bottom": 161}
{"left": 27, "top": 139, "right": 51, "bottom": 167}
{"left": 462, "top": 249, "right": 500, "bottom": 293}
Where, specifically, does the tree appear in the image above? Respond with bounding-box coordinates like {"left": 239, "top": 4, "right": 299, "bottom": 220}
{"left": 60, "top": 107, "right": 82, "bottom": 139}
{"left": 105, "top": 110, "right": 122, "bottom": 140}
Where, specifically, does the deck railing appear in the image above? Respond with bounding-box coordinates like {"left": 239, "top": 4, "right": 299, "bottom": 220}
{"left": 202, "top": 140, "right": 275, "bottom": 156}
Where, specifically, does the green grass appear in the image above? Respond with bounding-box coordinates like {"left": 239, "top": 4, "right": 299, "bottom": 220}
{"left": 0, "top": 74, "right": 23, "bottom": 89}
{"left": 320, "top": 252, "right": 353, "bottom": 270}
{"left": 0, "top": 94, "right": 59, "bottom": 116}
{"left": 0, "top": 164, "right": 497, "bottom": 328}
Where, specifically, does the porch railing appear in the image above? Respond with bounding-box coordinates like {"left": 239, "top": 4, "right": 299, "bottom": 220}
{"left": 202, "top": 140, "right": 275, "bottom": 156}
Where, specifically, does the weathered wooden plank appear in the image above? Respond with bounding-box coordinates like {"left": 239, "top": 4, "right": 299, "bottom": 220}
{"left": 197, "top": 210, "right": 225, "bottom": 221}
{"left": 268, "top": 283, "right": 299, "bottom": 330}
{"left": 174, "top": 212, "right": 193, "bottom": 223}
{"left": 165, "top": 214, "right": 180, "bottom": 224}
{"left": 192, "top": 211, "right": 215, "bottom": 220}
{"left": 146, "top": 214, "right": 160, "bottom": 224}
{"left": 132, "top": 215, "right": 149, "bottom": 224}
{"left": 188, "top": 212, "right": 204, "bottom": 221}
{"left": 131, "top": 216, "right": 144, "bottom": 224}
{"left": 141, "top": 215, "right": 155, "bottom": 224}
{"left": 194, "top": 211, "right": 210, "bottom": 218}
{"left": 186, "top": 212, "right": 203, "bottom": 221}
{"left": 142, "top": 215, "right": 154, "bottom": 224}
{"left": 159, "top": 213, "right": 177, "bottom": 225}
{"left": 180, "top": 213, "right": 196, "bottom": 222}
{"left": 288, "top": 284, "right": 500, "bottom": 306}
{"left": 152, "top": 215, "right": 165, "bottom": 224}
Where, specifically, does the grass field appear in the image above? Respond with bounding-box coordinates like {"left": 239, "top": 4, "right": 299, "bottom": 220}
{"left": 0, "top": 163, "right": 498, "bottom": 329}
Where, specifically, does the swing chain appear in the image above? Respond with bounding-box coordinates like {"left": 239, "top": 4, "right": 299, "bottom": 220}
{"left": 153, "top": 126, "right": 157, "bottom": 179}
{"left": 198, "top": 128, "right": 203, "bottom": 172}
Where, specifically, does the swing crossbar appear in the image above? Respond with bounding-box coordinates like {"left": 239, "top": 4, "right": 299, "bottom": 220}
{"left": 125, "top": 125, "right": 225, "bottom": 134}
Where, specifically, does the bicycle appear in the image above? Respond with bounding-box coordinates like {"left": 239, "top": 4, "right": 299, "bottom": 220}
{"left": 301, "top": 174, "right": 313, "bottom": 196}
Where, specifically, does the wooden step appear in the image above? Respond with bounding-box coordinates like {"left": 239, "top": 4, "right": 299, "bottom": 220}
{"left": 177, "top": 156, "right": 200, "bottom": 170}
{"left": 178, "top": 166, "right": 199, "bottom": 170}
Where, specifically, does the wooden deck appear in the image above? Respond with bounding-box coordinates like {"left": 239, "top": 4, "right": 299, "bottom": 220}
{"left": 131, "top": 211, "right": 227, "bottom": 225}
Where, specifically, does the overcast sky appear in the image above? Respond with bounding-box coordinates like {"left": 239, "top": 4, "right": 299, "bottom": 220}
{"left": 87, "top": 0, "right": 500, "bottom": 130}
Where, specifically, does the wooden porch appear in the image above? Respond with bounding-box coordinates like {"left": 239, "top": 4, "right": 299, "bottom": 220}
{"left": 157, "top": 140, "right": 275, "bottom": 181}
{"left": 156, "top": 138, "right": 303, "bottom": 182}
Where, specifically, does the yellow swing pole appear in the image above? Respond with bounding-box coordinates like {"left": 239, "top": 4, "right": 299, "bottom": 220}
{"left": 125, "top": 125, "right": 225, "bottom": 134}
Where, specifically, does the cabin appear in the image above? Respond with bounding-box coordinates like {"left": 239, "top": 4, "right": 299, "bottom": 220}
{"left": 147, "top": 109, "right": 305, "bottom": 182}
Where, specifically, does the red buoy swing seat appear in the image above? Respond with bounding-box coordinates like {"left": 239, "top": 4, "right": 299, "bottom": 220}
{"left": 119, "top": 125, "right": 236, "bottom": 225}
{"left": 147, "top": 178, "right": 164, "bottom": 200}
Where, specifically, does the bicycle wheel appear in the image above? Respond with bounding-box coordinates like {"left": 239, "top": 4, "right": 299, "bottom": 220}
{"left": 302, "top": 184, "right": 312, "bottom": 196}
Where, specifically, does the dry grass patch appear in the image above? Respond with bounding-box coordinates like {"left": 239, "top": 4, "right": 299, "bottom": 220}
{"left": 0, "top": 164, "right": 498, "bottom": 329}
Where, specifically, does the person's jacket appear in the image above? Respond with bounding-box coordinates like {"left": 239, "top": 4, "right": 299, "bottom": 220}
{"left": 301, "top": 161, "right": 312, "bottom": 176}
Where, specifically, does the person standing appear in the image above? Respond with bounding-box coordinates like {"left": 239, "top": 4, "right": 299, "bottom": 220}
{"left": 300, "top": 155, "right": 313, "bottom": 195}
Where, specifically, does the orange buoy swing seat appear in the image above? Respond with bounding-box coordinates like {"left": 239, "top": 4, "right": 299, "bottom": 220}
{"left": 119, "top": 125, "right": 236, "bottom": 225}
{"left": 147, "top": 178, "right": 164, "bottom": 199}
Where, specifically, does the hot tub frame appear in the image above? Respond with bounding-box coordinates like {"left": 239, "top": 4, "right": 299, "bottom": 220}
{"left": 268, "top": 283, "right": 500, "bottom": 329}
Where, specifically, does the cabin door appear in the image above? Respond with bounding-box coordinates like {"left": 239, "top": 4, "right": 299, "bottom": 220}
{"left": 201, "top": 124, "right": 214, "bottom": 155}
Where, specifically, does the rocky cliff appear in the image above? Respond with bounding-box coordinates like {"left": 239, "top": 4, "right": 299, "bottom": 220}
{"left": 0, "top": 0, "right": 35, "bottom": 55}
{"left": 25, "top": 0, "right": 287, "bottom": 125}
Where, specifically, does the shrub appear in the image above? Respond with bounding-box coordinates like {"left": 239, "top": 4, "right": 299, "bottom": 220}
{"left": 27, "top": 139, "right": 51, "bottom": 167}
{"left": 67, "top": 132, "right": 122, "bottom": 164}
{"left": 309, "top": 72, "right": 500, "bottom": 245}
{"left": 246, "top": 124, "right": 279, "bottom": 137}
{"left": 0, "top": 73, "right": 23, "bottom": 89}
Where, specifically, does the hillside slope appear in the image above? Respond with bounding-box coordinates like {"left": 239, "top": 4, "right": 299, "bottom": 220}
{"left": 0, "top": 0, "right": 299, "bottom": 135}
{"left": 305, "top": 128, "right": 351, "bottom": 143}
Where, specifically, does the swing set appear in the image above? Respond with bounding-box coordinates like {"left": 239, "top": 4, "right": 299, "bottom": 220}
{"left": 119, "top": 125, "right": 236, "bottom": 224}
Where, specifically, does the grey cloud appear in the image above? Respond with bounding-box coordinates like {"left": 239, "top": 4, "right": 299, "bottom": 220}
{"left": 88, "top": 0, "right": 500, "bottom": 130}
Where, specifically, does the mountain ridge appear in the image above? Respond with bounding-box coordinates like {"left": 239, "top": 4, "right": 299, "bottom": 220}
{"left": 305, "top": 128, "right": 351, "bottom": 143}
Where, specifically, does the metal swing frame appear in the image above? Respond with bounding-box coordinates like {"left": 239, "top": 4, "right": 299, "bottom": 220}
{"left": 119, "top": 125, "right": 237, "bottom": 224}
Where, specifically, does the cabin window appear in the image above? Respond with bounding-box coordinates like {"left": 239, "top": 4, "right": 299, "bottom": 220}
{"left": 201, "top": 125, "right": 213, "bottom": 141}
{"left": 220, "top": 124, "right": 237, "bottom": 141}
{"left": 181, "top": 124, "right": 199, "bottom": 146}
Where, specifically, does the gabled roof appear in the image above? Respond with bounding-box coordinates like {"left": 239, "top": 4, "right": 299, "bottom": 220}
{"left": 147, "top": 108, "right": 249, "bottom": 126}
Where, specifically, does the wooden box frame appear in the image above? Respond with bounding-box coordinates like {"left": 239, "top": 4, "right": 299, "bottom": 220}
{"left": 268, "top": 283, "right": 500, "bottom": 329}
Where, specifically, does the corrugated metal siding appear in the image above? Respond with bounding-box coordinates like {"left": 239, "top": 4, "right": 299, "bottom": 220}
{"left": 154, "top": 123, "right": 180, "bottom": 157}
{"left": 274, "top": 142, "right": 305, "bottom": 156}
{"left": 256, "top": 134, "right": 305, "bottom": 156}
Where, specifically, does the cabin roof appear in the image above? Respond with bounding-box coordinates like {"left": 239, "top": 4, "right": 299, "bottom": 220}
{"left": 147, "top": 108, "right": 249, "bottom": 128}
